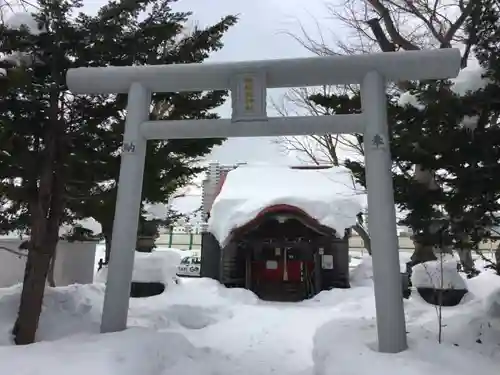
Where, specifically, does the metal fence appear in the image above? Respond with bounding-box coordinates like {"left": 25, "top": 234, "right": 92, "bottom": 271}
{"left": 156, "top": 233, "right": 201, "bottom": 250}
{"left": 156, "top": 233, "right": 499, "bottom": 254}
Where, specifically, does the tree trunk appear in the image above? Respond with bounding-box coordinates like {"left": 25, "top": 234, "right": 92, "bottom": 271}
{"left": 104, "top": 232, "right": 112, "bottom": 264}
{"left": 352, "top": 223, "right": 371, "bottom": 255}
{"left": 12, "top": 245, "right": 53, "bottom": 345}
{"left": 46, "top": 250, "right": 57, "bottom": 287}
{"left": 495, "top": 243, "right": 500, "bottom": 275}
{"left": 410, "top": 241, "right": 437, "bottom": 266}
{"left": 13, "top": 84, "right": 66, "bottom": 344}
{"left": 13, "top": 188, "right": 63, "bottom": 345}
{"left": 456, "top": 248, "right": 475, "bottom": 274}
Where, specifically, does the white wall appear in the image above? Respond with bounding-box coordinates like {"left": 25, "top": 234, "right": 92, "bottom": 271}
{"left": 0, "top": 239, "right": 97, "bottom": 288}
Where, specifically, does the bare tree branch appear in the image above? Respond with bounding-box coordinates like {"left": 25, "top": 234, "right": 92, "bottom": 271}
{"left": 270, "top": 85, "right": 364, "bottom": 165}
{"left": 276, "top": 0, "right": 476, "bottom": 256}
{"left": 277, "top": 0, "right": 475, "bottom": 164}
{"left": 366, "top": 0, "right": 420, "bottom": 50}
{"left": 276, "top": 1, "right": 475, "bottom": 172}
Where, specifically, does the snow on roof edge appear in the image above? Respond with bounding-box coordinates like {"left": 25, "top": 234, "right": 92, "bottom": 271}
{"left": 208, "top": 165, "right": 366, "bottom": 246}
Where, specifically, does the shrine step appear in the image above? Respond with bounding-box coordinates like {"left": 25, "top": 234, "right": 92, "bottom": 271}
{"left": 256, "top": 282, "right": 306, "bottom": 302}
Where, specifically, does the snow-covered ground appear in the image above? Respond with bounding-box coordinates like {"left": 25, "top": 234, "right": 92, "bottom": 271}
{"left": 0, "top": 255, "right": 498, "bottom": 375}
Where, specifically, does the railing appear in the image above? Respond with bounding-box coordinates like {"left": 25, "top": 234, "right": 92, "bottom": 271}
{"left": 154, "top": 233, "right": 500, "bottom": 254}
{"left": 155, "top": 232, "right": 201, "bottom": 250}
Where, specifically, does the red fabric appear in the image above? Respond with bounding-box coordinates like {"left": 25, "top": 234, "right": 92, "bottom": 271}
{"left": 253, "top": 260, "right": 314, "bottom": 283}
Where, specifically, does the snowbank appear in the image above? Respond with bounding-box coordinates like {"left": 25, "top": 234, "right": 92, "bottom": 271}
{"left": 313, "top": 318, "right": 498, "bottom": 375}
{"left": 485, "top": 288, "right": 500, "bottom": 319}
{"left": 208, "top": 164, "right": 366, "bottom": 245}
{"left": 0, "top": 265, "right": 496, "bottom": 374}
{"left": 349, "top": 255, "right": 374, "bottom": 286}
{"left": 407, "top": 270, "right": 500, "bottom": 359}
{"left": 96, "top": 249, "right": 182, "bottom": 284}
{"left": 127, "top": 278, "right": 257, "bottom": 330}
{"left": 412, "top": 256, "right": 467, "bottom": 290}
{"left": 0, "top": 278, "right": 256, "bottom": 345}
{"left": 166, "top": 277, "right": 259, "bottom": 307}
{"left": 0, "top": 284, "right": 103, "bottom": 345}
{"left": 132, "top": 251, "right": 181, "bottom": 283}
{"left": 0, "top": 328, "right": 241, "bottom": 375}
{"left": 349, "top": 253, "right": 411, "bottom": 287}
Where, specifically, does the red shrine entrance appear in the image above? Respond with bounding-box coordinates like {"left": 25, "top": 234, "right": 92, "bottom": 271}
{"left": 212, "top": 204, "right": 351, "bottom": 302}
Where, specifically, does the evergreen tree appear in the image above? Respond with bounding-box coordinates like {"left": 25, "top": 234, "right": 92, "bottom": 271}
{"left": 309, "top": 3, "right": 500, "bottom": 274}
{"left": 65, "top": 1, "right": 236, "bottom": 261}
{"left": 344, "top": 77, "right": 500, "bottom": 272}
{"left": 464, "top": 0, "right": 500, "bottom": 272}
{"left": 0, "top": 0, "right": 236, "bottom": 344}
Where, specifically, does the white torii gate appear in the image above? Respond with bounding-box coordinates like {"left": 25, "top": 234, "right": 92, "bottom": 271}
{"left": 67, "top": 48, "right": 460, "bottom": 353}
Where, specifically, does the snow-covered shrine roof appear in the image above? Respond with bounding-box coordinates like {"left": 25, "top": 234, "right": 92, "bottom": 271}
{"left": 207, "top": 164, "right": 367, "bottom": 246}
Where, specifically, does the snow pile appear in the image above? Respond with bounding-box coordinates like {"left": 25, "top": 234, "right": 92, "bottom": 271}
{"left": 0, "top": 253, "right": 497, "bottom": 374}
{"left": 349, "top": 253, "right": 411, "bottom": 287}
{"left": 313, "top": 317, "right": 498, "bottom": 375}
{"left": 468, "top": 270, "right": 500, "bottom": 298}
{"left": 485, "top": 288, "right": 500, "bottom": 319}
{"left": 132, "top": 251, "right": 181, "bottom": 283}
{"left": 398, "top": 91, "right": 424, "bottom": 110}
{"left": 313, "top": 267, "right": 500, "bottom": 373}
{"left": 349, "top": 255, "right": 374, "bottom": 286}
{"left": 0, "top": 284, "right": 104, "bottom": 345}
{"left": 127, "top": 278, "right": 256, "bottom": 331}
{"left": 412, "top": 256, "right": 467, "bottom": 289}
{"left": 451, "top": 65, "right": 490, "bottom": 96}
{"left": 96, "top": 249, "right": 182, "bottom": 284}
{"left": 208, "top": 165, "right": 366, "bottom": 246}
{"left": 0, "top": 278, "right": 251, "bottom": 346}
{"left": 406, "top": 270, "right": 500, "bottom": 359}
{"left": 0, "top": 328, "right": 241, "bottom": 375}
{"left": 167, "top": 277, "right": 259, "bottom": 307}
{"left": 305, "top": 284, "right": 372, "bottom": 309}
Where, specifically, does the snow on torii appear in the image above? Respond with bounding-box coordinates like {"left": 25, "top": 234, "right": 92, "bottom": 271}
{"left": 208, "top": 164, "right": 367, "bottom": 247}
